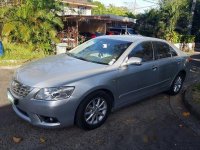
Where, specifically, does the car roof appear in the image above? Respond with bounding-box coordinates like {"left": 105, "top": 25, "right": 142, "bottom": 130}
{"left": 96, "top": 35, "right": 187, "bottom": 56}
{"left": 97, "top": 35, "right": 167, "bottom": 43}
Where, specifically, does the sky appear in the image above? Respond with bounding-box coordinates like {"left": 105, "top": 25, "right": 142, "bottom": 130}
{"left": 95, "top": 0, "right": 159, "bottom": 14}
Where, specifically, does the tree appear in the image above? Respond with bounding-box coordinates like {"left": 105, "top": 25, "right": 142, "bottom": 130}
{"left": 136, "top": 9, "right": 161, "bottom": 37}
{"left": 158, "top": 0, "right": 186, "bottom": 41}
{"left": 91, "top": 1, "right": 130, "bottom": 17}
{"left": 106, "top": 5, "right": 128, "bottom": 16}
{"left": 1, "top": 0, "right": 64, "bottom": 53}
{"left": 136, "top": 0, "right": 192, "bottom": 42}
{"left": 192, "top": 0, "right": 200, "bottom": 42}
{"left": 91, "top": 1, "right": 107, "bottom": 15}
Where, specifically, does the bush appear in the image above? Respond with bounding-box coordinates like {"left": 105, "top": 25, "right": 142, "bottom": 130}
{"left": 165, "top": 31, "right": 180, "bottom": 43}
{"left": 1, "top": 0, "right": 63, "bottom": 54}
{"left": 166, "top": 32, "right": 196, "bottom": 43}
{"left": 0, "top": 42, "right": 46, "bottom": 66}
{"left": 179, "top": 35, "right": 195, "bottom": 43}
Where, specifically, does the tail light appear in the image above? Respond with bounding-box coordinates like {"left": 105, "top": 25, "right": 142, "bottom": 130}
{"left": 91, "top": 34, "right": 96, "bottom": 39}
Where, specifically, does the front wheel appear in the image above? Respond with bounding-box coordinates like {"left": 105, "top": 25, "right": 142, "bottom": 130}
{"left": 75, "top": 91, "right": 112, "bottom": 130}
{"left": 168, "top": 74, "right": 184, "bottom": 95}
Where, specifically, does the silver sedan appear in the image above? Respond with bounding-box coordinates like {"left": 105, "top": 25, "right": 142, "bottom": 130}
{"left": 7, "top": 35, "right": 190, "bottom": 130}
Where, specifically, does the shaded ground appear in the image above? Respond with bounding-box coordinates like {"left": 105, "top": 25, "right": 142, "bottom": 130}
{"left": 192, "top": 84, "right": 200, "bottom": 104}
{"left": 0, "top": 55, "right": 200, "bottom": 149}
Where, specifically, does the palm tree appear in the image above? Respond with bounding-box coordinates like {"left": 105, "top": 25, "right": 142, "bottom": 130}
{"left": 2, "top": 0, "right": 64, "bottom": 53}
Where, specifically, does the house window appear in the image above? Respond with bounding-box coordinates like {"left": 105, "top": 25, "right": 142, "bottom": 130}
{"left": 78, "top": 6, "right": 86, "bottom": 15}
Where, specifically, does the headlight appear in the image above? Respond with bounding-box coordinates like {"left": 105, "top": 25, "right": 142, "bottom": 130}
{"left": 35, "top": 87, "right": 75, "bottom": 101}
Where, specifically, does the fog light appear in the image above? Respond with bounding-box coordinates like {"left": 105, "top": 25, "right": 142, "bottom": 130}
{"left": 39, "top": 115, "right": 59, "bottom": 123}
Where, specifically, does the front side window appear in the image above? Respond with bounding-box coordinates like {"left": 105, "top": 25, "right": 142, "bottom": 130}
{"left": 153, "top": 42, "right": 171, "bottom": 59}
{"left": 129, "top": 42, "right": 154, "bottom": 62}
{"left": 68, "top": 38, "right": 132, "bottom": 65}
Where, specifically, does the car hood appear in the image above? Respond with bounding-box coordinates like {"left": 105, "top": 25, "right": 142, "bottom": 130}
{"left": 15, "top": 54, "right": 109, "bottom": 87}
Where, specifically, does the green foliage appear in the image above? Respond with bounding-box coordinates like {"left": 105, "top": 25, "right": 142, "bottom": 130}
{"left": 158, "top": 0, "right": 189, "bottom": 39}
{"left": 125, "top": 12, "right": 136, "bottom": 18}
{"left": 165, "top": 31, "right": 180, "bottom": 43}
{"left": 136, "top": 9, "right": 161, "bottom": 37}
{"left": 192, "top": 0, "right": 200, "bottom": 42}
{"left": 136, "top": 0, "right": 194, "bottom": 43}
{"left": 179, "top": 35, "right": 195, "bottom": 43}
{"left": 160, "top": 0, "right": 186, "bottom": 30}
{"left": 0, "top": 41, "right": 46, "bottom": 66}
{"left": 0, "top": 42, "right": 45, "bottom": 60}
{"left": 92, "top": 1, "right": 107, "bottom": 15}
{"left": 92, "top": 1, "right": 130, "bottom": 17}
{"left": 195, "top": 84, "right": 200, "bottom": 91}
{"left": 1, "top": 0, "right": 64, "bottom": 54}
{"left": 106, "top": 5, "right": 129, "bottom": 16}
{"left": 165, "top": 32, "right": 195, "bottom": 43}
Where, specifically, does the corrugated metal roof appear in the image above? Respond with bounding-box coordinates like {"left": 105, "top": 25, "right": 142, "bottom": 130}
{"left": 61, "top": 15, "right": 136, "bottom": 23}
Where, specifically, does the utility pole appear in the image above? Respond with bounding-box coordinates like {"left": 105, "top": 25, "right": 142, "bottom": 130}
{"left": 124, "top": 0, "right": 137, "bottom": 14}
{"left": 188, "top": 0, "right": 197, "bottom": 35}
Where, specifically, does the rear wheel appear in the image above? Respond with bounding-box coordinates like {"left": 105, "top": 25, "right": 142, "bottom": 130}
{"left": 75, "top": 91, "right": 112, "bottom": 130}
{"left": 168, "top": 73, "right": 185, "bottom": 95}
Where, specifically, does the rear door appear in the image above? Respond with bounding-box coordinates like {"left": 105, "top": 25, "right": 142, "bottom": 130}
{"left": 152, "top": 41, "right": 179, "bottom": 88}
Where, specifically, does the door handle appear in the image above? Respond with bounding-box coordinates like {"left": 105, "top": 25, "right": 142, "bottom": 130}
{"left": 152, "top": 66, "right": 158, "bottom": 71}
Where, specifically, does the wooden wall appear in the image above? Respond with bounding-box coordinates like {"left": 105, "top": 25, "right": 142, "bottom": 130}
{"left": 79, "top": 21, "right": 106, "bottom": 33}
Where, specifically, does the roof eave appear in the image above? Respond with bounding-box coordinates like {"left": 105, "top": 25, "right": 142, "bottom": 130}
{"left": 61, "top": 1, "right": 97, "bottom": 8}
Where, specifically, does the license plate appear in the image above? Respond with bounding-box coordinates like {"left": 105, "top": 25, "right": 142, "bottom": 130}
{"left": 7, "top": 91, "right": 14, "bottom": 104}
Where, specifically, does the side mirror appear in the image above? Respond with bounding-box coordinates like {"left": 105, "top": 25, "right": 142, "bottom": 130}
{"left": 123, "top": 57, "right": 142, "bottom": 66}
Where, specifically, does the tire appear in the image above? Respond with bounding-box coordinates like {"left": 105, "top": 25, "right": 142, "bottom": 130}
{"left": 168, "top": 73, "right": 185, "bottom": 95}
{"left": 75, "top": 91, "right": 112, "bottom": 130}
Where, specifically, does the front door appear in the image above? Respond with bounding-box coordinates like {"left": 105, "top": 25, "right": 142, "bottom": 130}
{"left": 117, "top": 41, "right": 159, "bottom": 105}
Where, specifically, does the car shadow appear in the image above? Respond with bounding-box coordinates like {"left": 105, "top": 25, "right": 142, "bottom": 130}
{"left": 1, "top": 91, "right": 200, "bottom": 150}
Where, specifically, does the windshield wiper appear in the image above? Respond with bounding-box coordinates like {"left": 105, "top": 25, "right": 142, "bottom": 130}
{"left": 67, "top": 53, "right": 87, "bottom": 61}
{"left": 76, "top": 57, "right": 88, "bottom": 61}
{"left": 66, "top": 52, "right": 107, "bottom": 65}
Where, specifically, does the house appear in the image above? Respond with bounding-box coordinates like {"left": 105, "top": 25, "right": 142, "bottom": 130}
{"left": 61, "top": 0, "right": 97, "bottom": 16}
{"left": 57, "top": 0, "right": 136, "bottom": 50}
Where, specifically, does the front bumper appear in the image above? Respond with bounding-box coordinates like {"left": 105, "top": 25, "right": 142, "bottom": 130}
{"left": 7, "top": 88, "right": 78, "bottom": 128}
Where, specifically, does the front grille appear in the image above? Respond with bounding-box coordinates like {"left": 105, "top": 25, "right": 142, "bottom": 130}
{"left": 11, "top": 80, "right": 32, "bottom": 98}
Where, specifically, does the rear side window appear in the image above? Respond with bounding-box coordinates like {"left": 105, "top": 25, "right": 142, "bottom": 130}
{"left": 153, "top": 42, "right": 172, "bottom": 59}
{"left": 129, "top": 42, "right": 154, "bottom": 62}
{"left": 169, "top": 46, "right": 178, "bottom": 57}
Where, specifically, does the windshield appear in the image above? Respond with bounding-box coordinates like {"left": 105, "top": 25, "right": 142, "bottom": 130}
{"left": 67, "top": 38, "right": 132, "bottom": 65}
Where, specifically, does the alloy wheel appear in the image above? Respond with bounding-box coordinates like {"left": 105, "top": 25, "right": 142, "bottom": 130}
{"left": 84, "top": 97, "right": 107, "bottom": 125}
{"left": 173, "top": 76, "right": 183, "bottom": 93}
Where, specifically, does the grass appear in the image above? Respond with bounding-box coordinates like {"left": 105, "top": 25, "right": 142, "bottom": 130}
{"left": 0, "top": 42, "right": 48, "bottom": 66}
{"left": 192, "top": 83, "right": 200, "bottom": 104}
